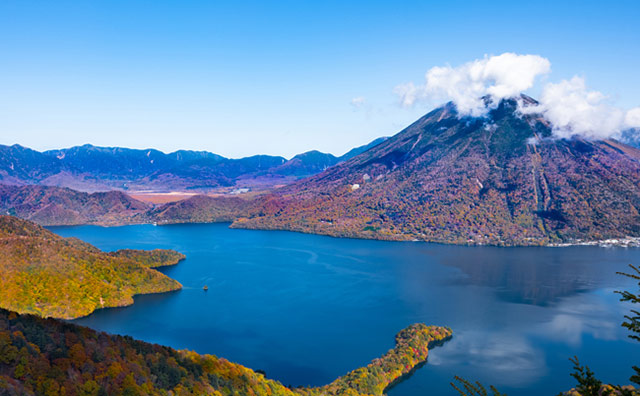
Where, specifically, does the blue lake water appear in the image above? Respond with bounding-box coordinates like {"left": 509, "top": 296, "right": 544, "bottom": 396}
{"left": 50, "top": 223, "right": 640, "bottom": 395}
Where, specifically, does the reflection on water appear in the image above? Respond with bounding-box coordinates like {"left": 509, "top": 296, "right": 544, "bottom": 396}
{"left": 49, "top": 223, "right": 640, "bottom": 396}
{"left": 440, "top": 247, "right": 624, "bottom": 305}
{"left": 430, "top": 330, "right": 547, "bottom": 386}
{"left": 538, "top": 291, "right": 625, "bottom": 346}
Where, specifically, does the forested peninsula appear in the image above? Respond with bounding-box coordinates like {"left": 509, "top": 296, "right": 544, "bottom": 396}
{"left": 0, "top": 215, "right": 185, "bottom": 319}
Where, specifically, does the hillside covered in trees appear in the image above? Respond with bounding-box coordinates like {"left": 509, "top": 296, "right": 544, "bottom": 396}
{"left": 0, "top": 215, "right": 185, "bottom": 319}
{"left": 0, "top": 308, "right": 451, "bottom": 395}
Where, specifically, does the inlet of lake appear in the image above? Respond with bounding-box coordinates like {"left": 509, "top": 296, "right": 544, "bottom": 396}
{"left": 50, "top": 223, "right": 640, "bottom": 395}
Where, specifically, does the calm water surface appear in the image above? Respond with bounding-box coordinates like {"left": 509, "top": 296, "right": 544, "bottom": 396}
{"left": 50, "top": 223, "right": 640, "bottom": 395}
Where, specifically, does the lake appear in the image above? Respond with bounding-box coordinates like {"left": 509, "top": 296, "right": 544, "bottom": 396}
{"left": 49, "top": 223, "right": 640, "bottom": 395}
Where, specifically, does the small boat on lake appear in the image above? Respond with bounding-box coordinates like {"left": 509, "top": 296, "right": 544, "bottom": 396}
{"left": 203, "top": 285, "right": 208, "bottom": 291}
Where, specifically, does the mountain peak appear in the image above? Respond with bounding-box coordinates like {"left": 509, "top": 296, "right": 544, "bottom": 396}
{"left": 449, "top": 94, "right": 540, "bottom": 122}
{"left": 518, "top": 93, "right": 539, "bottom": 106}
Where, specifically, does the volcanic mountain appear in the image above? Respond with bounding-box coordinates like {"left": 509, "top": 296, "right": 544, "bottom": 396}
{"left": 232, "top": 96, "right": 640, "bottom": 246}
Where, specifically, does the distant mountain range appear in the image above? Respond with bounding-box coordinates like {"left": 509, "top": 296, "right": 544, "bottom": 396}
{"left": 0, "top": 137, "right": 388, "bottom": 193}
{"left": 232, "top": 96, "right": 640, "bottom": 246}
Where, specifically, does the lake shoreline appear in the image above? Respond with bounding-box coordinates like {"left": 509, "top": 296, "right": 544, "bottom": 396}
{"left": 50, "top": 219, "right": 640, "bottom": 248}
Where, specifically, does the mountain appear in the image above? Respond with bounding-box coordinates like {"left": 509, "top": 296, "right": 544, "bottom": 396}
{"left": 0, "top": 215, "right": 184, "bottom": 319}
{"left": 148, "top": 194, "right": 250, "bottom": 224}
{"left": 0, "top": 307, "right": 451, "bottom": 395}
{"left": 270, "top": 150, "right": 340, "bottom": 177}
{"left": 267, "top": 138, "right": 390, "bottom": 178}
{"left": 232, "top": 96, "right": 640, "bottom": 246}
{"left": 0, "top": 184, "right": 151, "bottom": 225}
{"left": 0, "top": 139, "right": 386, "bottom": 193}
{"left": 0, "top": 184, "right": 252, "bottom": 226}
{"left": 0, "top": 144, "right": 62, "bottom": 185}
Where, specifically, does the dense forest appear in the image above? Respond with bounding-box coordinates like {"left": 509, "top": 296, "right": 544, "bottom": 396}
{"left": 0, "top": 308, "right": 451, "bottom": 395}
{"left": 0, "top": 215, "right": 185, "bottom": 319}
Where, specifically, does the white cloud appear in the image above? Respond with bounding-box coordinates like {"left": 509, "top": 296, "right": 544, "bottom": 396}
{"left": 395, "top": 53, "right": 551, "bottom": 116}
{"left": 350, "top": 96, "right": 366, "bottom": 109}
{"left": 534, "top": 290, "right": 627, "bottom": 346}
{"left": 523, "top": 76, "right": 640, "bottom": 139}
{"left": 626, "top": 107, "right": 640, "bottom": 128}
{"left": 393, "top": 83, "right": 422, "bottom": 108}
{"left": 526, "top": 136, "right": 540, "bottom": 145}
{"left": 434, "top": 330, "right": 546, "bottom": 386}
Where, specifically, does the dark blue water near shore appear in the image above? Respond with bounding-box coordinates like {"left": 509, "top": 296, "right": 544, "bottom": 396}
{"left": 50, "top": 223, "right": 640, "bottom": 395}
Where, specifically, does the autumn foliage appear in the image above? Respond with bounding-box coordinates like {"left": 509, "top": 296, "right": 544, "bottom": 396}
{"left": 0, "top": 215, "right": 184, "bottom": 319}
{"left": 0, "top": 308, "right": 451, "bottom": 396}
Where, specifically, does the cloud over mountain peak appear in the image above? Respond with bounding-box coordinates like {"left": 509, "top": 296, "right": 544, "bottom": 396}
{"left": 396, "top": 53, "right": 640, "bottom": 140}
{"left": 394, "top": 53, "right": 550, "bottom": 116}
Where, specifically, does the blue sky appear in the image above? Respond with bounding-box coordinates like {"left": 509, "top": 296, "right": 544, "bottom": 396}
{"left": 1, "top": 0, "right": 639, "bottom": 158}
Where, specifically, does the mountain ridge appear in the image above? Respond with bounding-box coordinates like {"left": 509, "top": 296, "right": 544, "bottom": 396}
{"left": 0, "top": 138, "right": 386, "bottom": 193}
